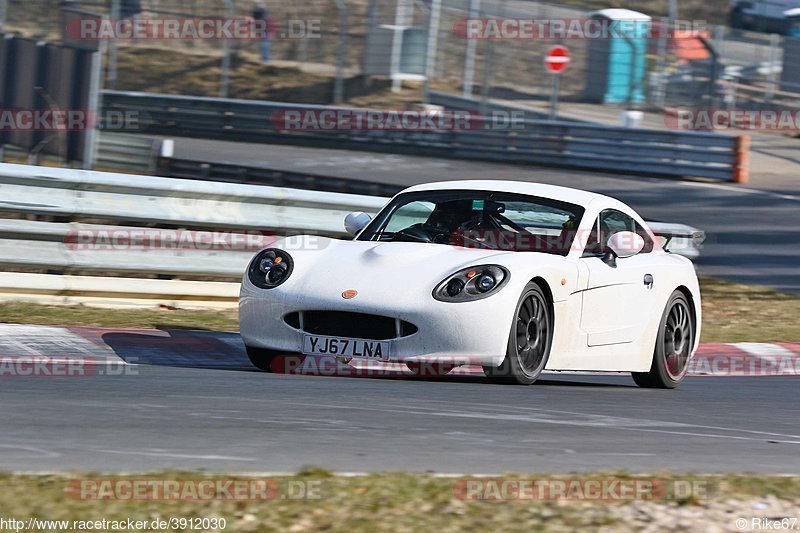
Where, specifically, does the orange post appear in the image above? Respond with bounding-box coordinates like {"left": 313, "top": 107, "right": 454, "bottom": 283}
{"left": 733, "top": 134, "right": 750, "bottom": 184}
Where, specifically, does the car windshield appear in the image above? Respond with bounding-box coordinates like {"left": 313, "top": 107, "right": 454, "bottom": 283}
{"left": 357, "top": 190, "right": 585, "bottom": 255}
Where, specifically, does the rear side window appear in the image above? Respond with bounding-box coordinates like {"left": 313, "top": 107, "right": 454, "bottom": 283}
{"left": 584, "top": 209, "right": 654, "bottom": 255}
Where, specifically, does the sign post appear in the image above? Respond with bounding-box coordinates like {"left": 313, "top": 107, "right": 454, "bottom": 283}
{"left": 544, "top": 45, "right": 570, "bottom": 121}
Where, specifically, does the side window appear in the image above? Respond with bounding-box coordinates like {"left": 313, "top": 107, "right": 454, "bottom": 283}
{"left": 583, "top": 209, "right": 653, "bottom": 255}
{"left": 584, "top": 216, "right": 602, "bottom": 255}
{"left": 635, "top": 220, "right": 654, "bottom": 253}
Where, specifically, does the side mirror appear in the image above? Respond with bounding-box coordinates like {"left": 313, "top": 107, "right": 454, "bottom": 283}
{"left": 344, "top": 212, "right": 372, "bottom": 236}
{"left": 606, "top": 231, "right": 645, "bottom": 259}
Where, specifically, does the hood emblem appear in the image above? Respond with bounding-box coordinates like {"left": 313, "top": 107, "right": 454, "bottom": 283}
{"left": 342, "top": 289, "right": 358, "bottom": 299}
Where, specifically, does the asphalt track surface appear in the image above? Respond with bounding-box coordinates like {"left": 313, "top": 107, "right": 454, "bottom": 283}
{"left": 2, "top": 365, "right": 799, "bottom": 474}
{"left": 175, "top": 138, "right": 800, "bottom": 293}
{"left": 1, "top": 326, "right": 799, "bottom": 474}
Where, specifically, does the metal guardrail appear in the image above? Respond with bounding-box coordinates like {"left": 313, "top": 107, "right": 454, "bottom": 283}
{"left": 427, "top": 92, "right": 580, "bottom": 122}
{"left": 102, "top": 90, "right": 749, "bottom": 182}
{"left": 0, "top": 219, "right": 253, "bottom": 278}
{"left": 0, "top": 162, "right": 385, "bottom": 305}
{"left": 0, "top": 272, "right": 240, "bottom": 310}
{"left": 0, "top": 163, "right": 385, "bottom": 232}
{"left": 96, "top": 132, "right": 163, "bottom": 174}
{"left": 0, "top": 163, "right": 703, "bottom": 308}
{"left": 162, "top": 158, "right": 403, "bottom": 197}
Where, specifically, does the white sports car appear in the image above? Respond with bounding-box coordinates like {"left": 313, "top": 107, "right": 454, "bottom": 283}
{"left": 239, "top": 180, "right": 702, "bottom": 388}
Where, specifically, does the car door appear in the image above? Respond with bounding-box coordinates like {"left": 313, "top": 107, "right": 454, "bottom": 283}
{"left": 579, "top": 209, "right": 659, "bottom": 347}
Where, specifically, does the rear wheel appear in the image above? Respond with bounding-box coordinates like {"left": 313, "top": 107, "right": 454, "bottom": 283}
{"left": 245, "top": 346, "right": 279, "bottom": 372}
{"left": 632, "top": 291, "right": 694, "bottom": 389}
{"left": 483, "top": 282, "right": 552, "bottom": 385}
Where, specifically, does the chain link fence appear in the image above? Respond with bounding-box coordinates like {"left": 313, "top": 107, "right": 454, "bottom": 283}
{"left": 0, "top": 0, "right": 797, "bottom": 116}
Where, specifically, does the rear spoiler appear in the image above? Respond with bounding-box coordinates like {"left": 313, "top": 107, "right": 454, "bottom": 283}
{"left": 646, "top": 222, "right": 706, "bottom": 258}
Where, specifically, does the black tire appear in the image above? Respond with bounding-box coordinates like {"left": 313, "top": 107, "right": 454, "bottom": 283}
{"left": 483, "top": 282, "right": 553, "bottom": 385}
{"left": 632, "top": 291, "right": 694, "bottom": 389}
{"left": 245, "top": 345, "right": 279, "bottom": 372}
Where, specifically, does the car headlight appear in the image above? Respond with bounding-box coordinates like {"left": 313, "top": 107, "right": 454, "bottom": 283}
{"left": 433, "top": 265, "right": 509, "bottom": 302}
{"left": 248, "top": 248, "right": 294, "bottom": 289}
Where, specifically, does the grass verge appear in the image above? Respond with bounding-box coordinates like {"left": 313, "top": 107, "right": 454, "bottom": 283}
{"left": 698, "top": 276, "right": 800, "bottom": 342}
{"left": 0, "top": 276, "right": 797, "bottom": 342}
{"left": 0, "top": 471, "right": 797, "bottom": 532}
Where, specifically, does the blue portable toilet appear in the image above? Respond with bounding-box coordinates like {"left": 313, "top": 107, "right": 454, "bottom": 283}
{"left": 785, "top": 8, "right": 800, "bottom": 37}
{"left": 584, "top": 9, "right": 651, "bottom": 104}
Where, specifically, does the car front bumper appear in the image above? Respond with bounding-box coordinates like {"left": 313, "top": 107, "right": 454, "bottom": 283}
{"left": 239, "top": 281, "right": 515, "bottom": 368}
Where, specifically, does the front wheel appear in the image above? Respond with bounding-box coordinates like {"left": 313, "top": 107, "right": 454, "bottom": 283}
{"left": 245, "top": 346, "right": 279, "bottom": 372}
{"left": 483, "top": 282, "right": 553, "bottom": 385}
{"left": 632, "top": 291, "right": 694, "bottom": 389}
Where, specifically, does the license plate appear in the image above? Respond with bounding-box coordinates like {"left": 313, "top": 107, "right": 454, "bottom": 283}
{"left": 302, "top": 335, "right": 390, "bottom": 361}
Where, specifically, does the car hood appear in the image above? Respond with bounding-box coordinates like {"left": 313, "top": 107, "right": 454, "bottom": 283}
{"left": 264, "top": 236, "right": 563, "bottom": 299}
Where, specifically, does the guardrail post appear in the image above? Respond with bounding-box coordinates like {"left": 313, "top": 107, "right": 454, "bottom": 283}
{"left": 733, "top": 134, "right": 750, "bottom": 184}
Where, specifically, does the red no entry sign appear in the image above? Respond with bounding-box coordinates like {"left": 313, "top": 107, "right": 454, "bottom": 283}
{"left": 544, "top": 45, "right": 570, "bottom": 74}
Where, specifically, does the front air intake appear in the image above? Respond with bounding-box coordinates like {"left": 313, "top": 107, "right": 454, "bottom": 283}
{"left": 283, "top": 311, "right": 417, "bottom": 340}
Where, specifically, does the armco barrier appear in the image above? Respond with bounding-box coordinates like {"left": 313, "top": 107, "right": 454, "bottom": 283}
{"left": 0, "top": 163, "right": 703, "bottom": 308}
{"left": 96, "top": 132, "right": 163, "bottom": 174}
{"left": 0, "top": 162, "right": 384, "bottom": 306}
{"left": 0, "top": 272, "right": 239, "bottom": 310}
{"left": 102, "top": 90, "right": 747, "bottom": 182}
{"left": 427, "top": 91, "right": 575, "bottom": 122}
{"left": 0, "top": 163, "right": 384, "bottom": 232}
{"left": 162, "top": 158, "right": 403, "bottom": 197}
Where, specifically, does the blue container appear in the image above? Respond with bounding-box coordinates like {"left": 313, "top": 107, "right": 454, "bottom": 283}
{"left": 584, "top": 9, "right": 651, "bottom": 104}
{"left": 786, "top": 8, "right": 800, "bottom": 37}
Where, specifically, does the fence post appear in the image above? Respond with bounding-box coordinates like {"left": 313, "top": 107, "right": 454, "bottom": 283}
{"left": 462, "top": 0, "right": 480, "bottom": 98}
{"left": 107, "top": 0, "right": 120, "bottom": 90}
{"left": 220, "top": 0, "right": 234, "bottom": 98}
{"left": 390, "top": 0, "right": 411, "bottom": 92}
{"left": 652, "top": 17, "right": 669, "bottom": 109}
{"left": 765, "top": 33, "right": 780, "bottom": 103}
{"left": 333, "top": 0, "right": 347, "bottom": 104}
{"left": 733, "top": 134, "right": 750, "bottom": 184}
{"left": 479, "top": 0, "right": 503, "bottom": 113}
{"left": 422, "top": 0, "right": 442, "bottom": 104}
